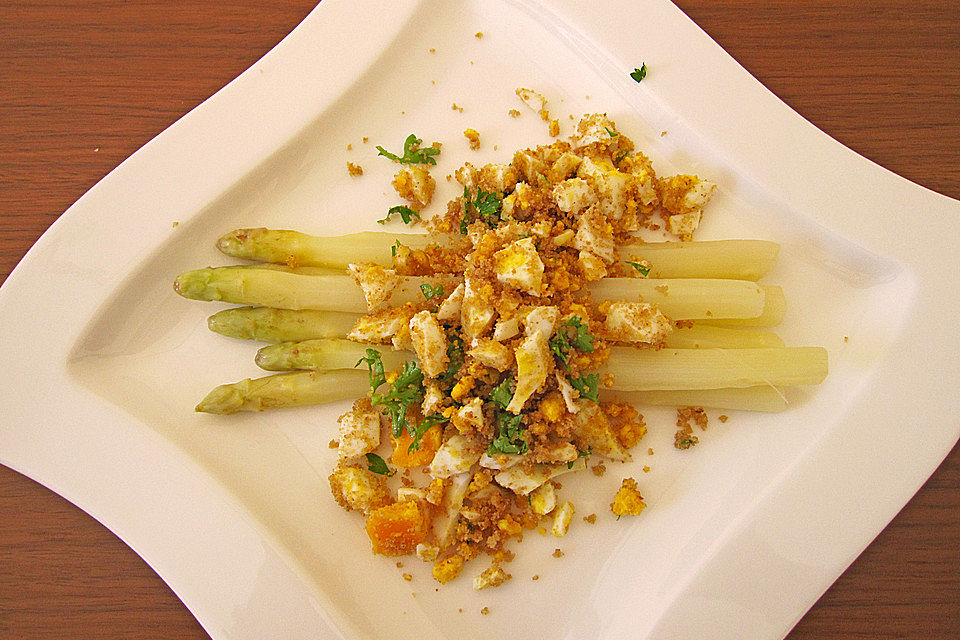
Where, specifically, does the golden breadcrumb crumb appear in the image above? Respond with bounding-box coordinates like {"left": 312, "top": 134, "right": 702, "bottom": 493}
{"left": 433, "top": 555, "right": 465, "bottom": 584}
{"left": 552, "top": 548, "right": 564, "bottom": 558}
{"left": 675, "top": 406, "right": 707, "bottom": 449}
{"left": 464, "top": 128, "right": 481, "bottom": 150}
{"left": 347, "top": 162, "right": 363, "bottom": 177}
{"left": 611, "top": 478, "right": 646, "bottom": 517}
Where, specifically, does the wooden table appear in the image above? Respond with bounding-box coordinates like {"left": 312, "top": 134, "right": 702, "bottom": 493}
{"left": 1, "top": 1, "right": 957, "bottom": 638}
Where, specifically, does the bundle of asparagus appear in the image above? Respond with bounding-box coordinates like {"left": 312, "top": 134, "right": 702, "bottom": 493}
{"left": 176, "top": 230, "right": 824, "bottom": 415}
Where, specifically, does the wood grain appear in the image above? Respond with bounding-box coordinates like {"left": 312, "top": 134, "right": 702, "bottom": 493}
{"left": 0, "top": 1, "right": 957, "bottom": 638}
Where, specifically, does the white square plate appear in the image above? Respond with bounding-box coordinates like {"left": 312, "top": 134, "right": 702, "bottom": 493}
{"left": 1, "top": 1, "right": 957, "bottom": 639}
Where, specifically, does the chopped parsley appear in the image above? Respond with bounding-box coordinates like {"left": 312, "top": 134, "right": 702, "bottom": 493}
{"left": 355, "top": 351, "right": 426, "bottom": 439}
{"left": 355, "top": 348, "right": 386, "bottom": 393}
{"left": 460, "top": 186, "right": 502, "bottom": 233}
{"left": 604, "top": 126, "right": 619, "bottom": 137}
{"left": 440, "top": 333, "right": 464, "bottom": 383}
{"left": 614, "top": 149, "right": 630, "bottom": 165}
{"left": 490, "top": 412, "right": 526, "bottom": 455}
{"left": 420, "top": 282, "right": 444, "bottom": 300}
{"left": 569, "top": 373, "right": 600, "bottom": 403}
{"left": 376, "top": 134, "right": 440, "bottom": 165}
{"left": 630, "top": 64, "right": 647, "bottom": 83}
{"left": 625, "top": 260, "right": 651, "bottom": 277}
{"left": 365, "top": 453, "right": 396, "bottom": 476}
{"left": 549, "top": 315, "right": 595, "bottom": 369}
{"left": 408, "top": 414, "right": 445, "bottom": 453}
{"left": 487, "top": 378, "right": 528, "bottom": 455}
{"left": 378, "top": 205, "right": 421, "bottom": 225}
{"left": 490, "top": 377, "right": 514, "bottom": 410}
{"left": 391, "top": 240, "right": 401, "bottom": 257}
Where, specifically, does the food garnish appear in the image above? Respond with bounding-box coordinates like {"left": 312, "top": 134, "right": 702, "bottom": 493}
{"left": 175, "top": 107, "right": 828, "bottom": 589}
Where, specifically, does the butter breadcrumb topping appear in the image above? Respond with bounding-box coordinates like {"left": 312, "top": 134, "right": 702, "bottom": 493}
{"left": 334, "top": 109, "right": 722, "bottom": 584}
{"left": 611, "top": 478, "right": 646, "bottom": 517}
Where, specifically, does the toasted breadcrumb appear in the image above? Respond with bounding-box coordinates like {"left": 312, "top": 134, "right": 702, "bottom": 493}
{"left": 675, "top": 406, "right": 707, "bottom": 449}
{"left": 464, "top": 128, "right": 481, "bottom": 150}
{"left": 347, "top": 162, "right": 363, "bottom": 177}
{"left": 324, "top": 109, "right": 739, "bottom": 585}
{"left": 611, "top": 478, "right": 646, "bottom": 517}
{"left": 552, "top": 548, "right": 564, "bottom": 558}
{"left": 433, "top": 555, "right": 465, "bottom": 584}
{"left": 475, "top": 31, "right": 484, "bottom": 38}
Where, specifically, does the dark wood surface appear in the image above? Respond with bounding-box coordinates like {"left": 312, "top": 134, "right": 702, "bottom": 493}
{"left": 1, "top": 1, "right": 957, "bottom": 638}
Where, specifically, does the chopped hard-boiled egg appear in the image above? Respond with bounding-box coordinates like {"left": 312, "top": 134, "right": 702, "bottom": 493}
{"left": 328, "top": 466, "right": 391, "bottom": 515}
{"left": 336, "top": 403, "right": 381, "bottom": 462}
{"left": 551, "top": 501, "right": 575, "bottom": 537}
{"left": 604, "top": 301, "right": 674, "bottom": 345}
{"left": 430, "top": 434, "right": 484, "bottom": 479}
{"left": 493, "top": 237, "right": 544, "bottom": 296}
{"left": 506, "top": 330, "right": 551, "bottom": 414}
{"left": 348, "top": 263, "right": 399, "bottom": 312}
{"left": 409, "top": 310, "right": 448, "bottom": 378}
{"left": 392, "top": 165, "right": 436, "bottom": 210}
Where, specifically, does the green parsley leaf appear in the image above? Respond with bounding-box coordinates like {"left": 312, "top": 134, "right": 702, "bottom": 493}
{"left": 569, "top": 373, "right": 600, "bottom": 403}
{"left": 420, "top": 282, "right": 444, "bottom": 300}
{"left": 488, "top": 411, "right": 527, "bottom": 455}
{"left": 440, "top": 333, "right": 464, "bottom": 383}
{"left": 370, "top": 360, "right": 426, "bottom": 439}
{"left": 408, "top": 414, "right": 445, "bottom": 453}
{"left": 604, "top": 126, "right": 619, "bottom": 137}
{"left": 630, "top": 64, "right": 647, "bottom": 82}
{"left": 614, "top": 149, "right": 630, "bottom": 165}
{"left": 391, "top": 240, "right": 401, "bottom": 257}
{"left": 625, "top": 260, "right": 651, "bottom": 277}
{"left": 376, "top": 133, "right": 440, "bottom": 165}
{"left": 355, "top": 348, "right": 386, "bottom": 394}
{"left": 460, "top": 186, "right": 503, "bottom": 233}
{"left": 549, "top": 316, "right": 595, "bottom": 370}
{"left": 379, "top": 205, "right": 421, "bottom": 225}
{"left": 490, "top": 377, "right": 514, "bottom": 410}
{"left": 365, "top": 453, "right": 396, "bottom": 476}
